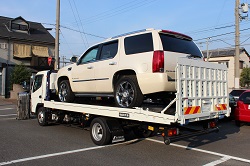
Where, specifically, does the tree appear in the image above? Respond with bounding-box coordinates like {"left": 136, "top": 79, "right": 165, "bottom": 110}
{"left": 10, "top": 63, "right": 31, "bottom": 86}
{"left": 240, "top": 67, "right": 250, "bottom": 88}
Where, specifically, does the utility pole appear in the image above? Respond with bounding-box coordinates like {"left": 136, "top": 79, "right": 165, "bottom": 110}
{"left": 235, "top": 0, "right": 240, "bottom": 88}
{"left": 55, "top": 0, "right": 60, "bottom": 70}
{"left": 206, "top": 38, "right": 211, "bottom": 61}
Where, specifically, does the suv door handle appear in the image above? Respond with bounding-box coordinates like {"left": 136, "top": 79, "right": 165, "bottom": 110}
{"left": 87, "top": 66, "right": 93, "bottom": 69}
{"left": 109, "top": 62, "right": 117, "bottom": 65}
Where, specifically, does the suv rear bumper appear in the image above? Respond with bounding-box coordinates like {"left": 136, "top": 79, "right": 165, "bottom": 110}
{"left": 137, "top": 73, "right": 175, "bottom": 94}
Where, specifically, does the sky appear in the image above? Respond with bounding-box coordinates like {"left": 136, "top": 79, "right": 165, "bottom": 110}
{"left": 1, "top": 0, "right": 250, "bottom": 64}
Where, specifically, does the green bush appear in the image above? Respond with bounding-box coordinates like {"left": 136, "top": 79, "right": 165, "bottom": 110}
{"left": 240, "top": 67, "right": 250, "bottom": 88}
{"left": 10, "top": 64, "right": 31, "bottom": 86}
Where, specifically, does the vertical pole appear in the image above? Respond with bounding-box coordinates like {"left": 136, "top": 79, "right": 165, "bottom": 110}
{"left": 62, "top": 56, "right": 65, "bottom": 67}
{"left": 55, "top": 0, "right": 60, "bottom": 70}
{"left": 206, "top": 38, "right": 209, "bottom": 61}
{"left": 235, "top": 0, "right": 240, "bottom": 88}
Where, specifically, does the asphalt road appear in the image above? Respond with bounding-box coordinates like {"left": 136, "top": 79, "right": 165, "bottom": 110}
{"left": 0, "top": 100, "right": 250, "bottom": 166}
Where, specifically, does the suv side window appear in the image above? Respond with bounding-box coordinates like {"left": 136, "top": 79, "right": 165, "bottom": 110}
{"left": 32, "top": 75, "right": 43, "bottom": 92}
{"left": 78, "top": 46, "right": 99, "bottom": 64}
{"left": 100, "top": 40, "right": 118, "bottom": 60}
{"left": 124, "top": 33, "right": 153, "bottom": 55}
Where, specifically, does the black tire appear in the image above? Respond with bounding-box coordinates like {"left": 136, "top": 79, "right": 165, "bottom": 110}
{"left": 114, "top": 75, "right": 143, "bottom": 108}
{"left": 90, "top": 117, "right": 111, "bottom": 146}
{"left": 58, "top": 80, "right": 75, "bottom": 102}
{"left": 37, "top": 107, "right": 48, "bottom": 126}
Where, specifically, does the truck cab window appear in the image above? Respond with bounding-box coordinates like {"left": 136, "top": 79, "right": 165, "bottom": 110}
{"left": 32, "top": 75, "right": 43, "bottom": 92}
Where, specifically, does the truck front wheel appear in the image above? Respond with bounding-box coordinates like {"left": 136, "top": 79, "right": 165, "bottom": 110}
{"left": 37, "top": 107, "right": 48, "bottom": 126}
{"left": 90, "top": 117, "right": 111, "bottom": 146}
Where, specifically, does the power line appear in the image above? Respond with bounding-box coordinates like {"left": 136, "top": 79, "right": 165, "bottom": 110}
{"left": 60, "top": 29, "right": 74, "bottom": 55}
{"left": 73, "top": 0, "right": 158, "bottom": 25}
{"left": 68, "top": 0, "right": 88, "bottom": 48}
{"left": 42, "top": 22, "right": 107, "bottom": 39}
{"left": 61, "top": 25, "right": 107, "bottom": 39}
{"left": 72, "top": 0, "right": 89, "bottom": 47}
{"left": 194, "top": 27, "right": 250, "bottom": 41}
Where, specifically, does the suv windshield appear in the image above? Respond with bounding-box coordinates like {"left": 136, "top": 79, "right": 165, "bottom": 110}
{"left": 159, "top": 33, "right": 202, "bottom": 58}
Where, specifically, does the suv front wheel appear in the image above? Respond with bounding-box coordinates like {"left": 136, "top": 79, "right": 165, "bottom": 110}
{"left": 58, "top": 80, "right": 75, "bottom": 102}
{"left": 114, "top": 75, "right": 143, "bottom": 108}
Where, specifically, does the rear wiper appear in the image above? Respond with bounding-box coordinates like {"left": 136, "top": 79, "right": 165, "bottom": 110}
{"left": 186, "top": 55, "right": 201, "bottom": 59}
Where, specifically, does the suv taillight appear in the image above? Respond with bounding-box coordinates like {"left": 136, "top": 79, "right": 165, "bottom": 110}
{"left": 152, "top": 51, "right": 164, "bottom": 73}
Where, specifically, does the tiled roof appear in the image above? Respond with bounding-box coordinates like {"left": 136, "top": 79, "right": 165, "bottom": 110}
{"left": 202, "top": 47, "right": 249, "bottom": 58}
{"left": 0, "top": 16, "right": 54, "bottom": 45}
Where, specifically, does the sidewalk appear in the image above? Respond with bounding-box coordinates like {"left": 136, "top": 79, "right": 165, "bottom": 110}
{"left": 0, "top": 97, "right": 18, "bottom": 105}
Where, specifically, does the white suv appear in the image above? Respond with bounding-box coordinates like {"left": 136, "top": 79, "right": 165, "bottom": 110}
{"left": 55, "top": 28, "right": 203, "bottom": 108}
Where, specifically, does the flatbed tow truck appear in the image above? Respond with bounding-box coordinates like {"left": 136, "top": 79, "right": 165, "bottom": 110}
{"left": 31, "top": 57, "right": 230, "bottom": 145}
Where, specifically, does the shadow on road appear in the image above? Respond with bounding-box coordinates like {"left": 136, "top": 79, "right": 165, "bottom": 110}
{"left": 178, "top": 119, "right": 241, "bottom": 148}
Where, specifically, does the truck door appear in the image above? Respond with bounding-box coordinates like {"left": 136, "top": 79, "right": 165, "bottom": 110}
{"left": 31, "top": 74, "right": 44, "bottom": 113}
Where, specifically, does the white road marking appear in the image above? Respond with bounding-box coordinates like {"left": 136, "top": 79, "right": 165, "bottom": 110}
{"left": 147, "top": 138, "right": 250, "bottom": 164}
{"left": 0, "top": 108, "right": 15, "bottom": 111}
{"left": 0, "top": 139, "right": 139, "bottom": 166}
{"left": 0, "top": 114, "right": 16, "bottom": 117}
{"left": 203, "top": 156, "right": 231, "bottom": 166}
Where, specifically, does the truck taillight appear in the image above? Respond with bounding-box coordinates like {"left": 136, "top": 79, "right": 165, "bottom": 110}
{"left": 167, "top": 128, "right": 179, "bottom": 137}
{"left": 152, "top": 51, "right": 164, "bottom": 73}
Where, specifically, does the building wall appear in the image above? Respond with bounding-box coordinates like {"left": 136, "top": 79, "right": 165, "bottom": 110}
{"left": 0, "top": 38, "right": 55, "bottom": 97}
{"left": 206, "top": 51, "right": 249, "bottom": 92}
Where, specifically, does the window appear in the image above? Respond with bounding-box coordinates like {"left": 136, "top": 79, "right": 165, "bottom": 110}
{"left": 239, "top": 92, "right": 250, "bottom": 102}
{"left": 159, "top": 33, "right": 203, "bottom": 58}
{"left": 218, "top": 61, "right": 229, "bottom": 68}
{"left": 124, "top": 33, "right": 153, "bottom": 55}
{"left": 12, "top": 23, "right": 28, "bottom": 31}
{"left": 32, "top": 75, "right": 43, "bottom": 92}
{"left": 100, "top": 40, "right": 118, "bottom": 60}
{"left": 78, "top": 46, "right": 99, "bottom": 64}
{"left": 240, "top": 61, "right": 244, "bottom": 69}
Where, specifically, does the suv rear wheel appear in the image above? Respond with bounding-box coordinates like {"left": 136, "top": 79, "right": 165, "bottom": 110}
{"left": 114, "top": 75, "right": 143, "bottom": 108}
{"left": 58, "top": 80, "right": 75, "bottom": 102}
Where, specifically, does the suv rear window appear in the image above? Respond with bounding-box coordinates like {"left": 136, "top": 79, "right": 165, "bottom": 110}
{"left": 124, "top": 33, "right": 153, "bottom": 55}
{"left": 159, "top": 33, "right": 202, "bottom": 58}
{"left": 230, "top": 90, "right": 246, "bottom": 97}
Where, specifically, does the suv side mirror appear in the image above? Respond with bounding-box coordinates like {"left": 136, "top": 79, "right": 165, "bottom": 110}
{"left": 70, "top": 56, "right": 78, "bottom": 63}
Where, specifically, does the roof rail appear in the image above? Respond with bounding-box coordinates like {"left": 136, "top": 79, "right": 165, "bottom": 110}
{"left": 110, "top": 28, "right": 153, "bottom": 39}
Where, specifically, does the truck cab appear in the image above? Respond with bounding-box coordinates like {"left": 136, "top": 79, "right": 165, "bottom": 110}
{"left": 31, "top": 70, "right": 57, "bottom": 114}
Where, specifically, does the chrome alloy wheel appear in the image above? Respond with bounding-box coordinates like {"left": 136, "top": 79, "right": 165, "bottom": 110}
{"left": 38, "top": 110, "right": 44, "bottom": 124}
{"left": 116, "top": 81, "right": 135, "bottom": 107}
{"left": 92, "top": 123, "right": 103, "bottom": 141}
{"left": 59, "top": 82, "right": 68, "bottom": 102}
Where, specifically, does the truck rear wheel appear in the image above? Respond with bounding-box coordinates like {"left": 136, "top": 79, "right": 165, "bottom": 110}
{"left": 133, "top": 128, "right": 152, "bottom": 138}
{"left": 37, "top": 107, "right": 48, "bottom": 126}
{"left": 90, "top": 117, "right": 111, "bottom": 146}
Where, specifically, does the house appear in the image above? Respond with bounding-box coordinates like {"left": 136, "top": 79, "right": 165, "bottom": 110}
{"left": 0, "top": 16, "right": 55, "bottom": 98}
{"left": 202, "top": 47, "right": 250, "bottom": 91}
